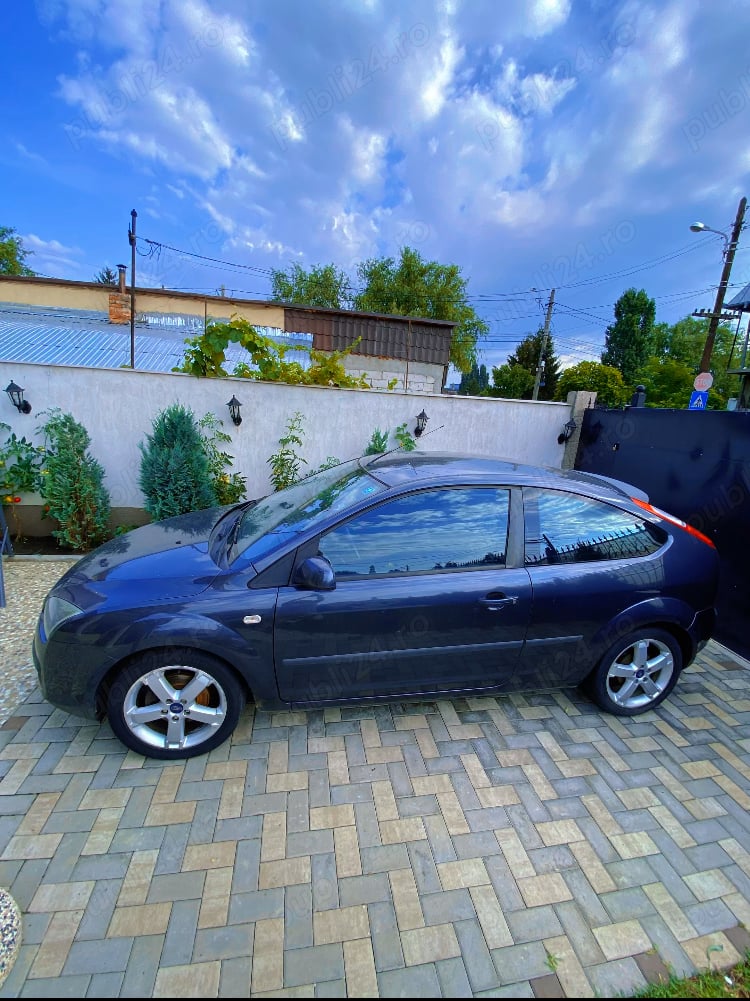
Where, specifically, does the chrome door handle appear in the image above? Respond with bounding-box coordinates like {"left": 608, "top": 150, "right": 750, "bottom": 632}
{"left": 480, "top": 595, "right": 518, "bottom": 611}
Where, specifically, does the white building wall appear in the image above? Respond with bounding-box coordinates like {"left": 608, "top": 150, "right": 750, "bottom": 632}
{"left": 343, "top": 355, "right": 443, "bottom": 394}
{"left": 1, "top": 361, "right": 572, "bottom": 513}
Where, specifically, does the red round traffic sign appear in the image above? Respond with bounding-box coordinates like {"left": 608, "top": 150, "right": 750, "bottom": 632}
{"left": 694, "top": 372, "right": 713, "bottom": 392}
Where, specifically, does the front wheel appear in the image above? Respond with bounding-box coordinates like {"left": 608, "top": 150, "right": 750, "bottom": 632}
{"left": 106, "top": 649, "right": 245, "bottom": 759}
{"left": 585, "top": 629, "right": 682, "bottom": 716}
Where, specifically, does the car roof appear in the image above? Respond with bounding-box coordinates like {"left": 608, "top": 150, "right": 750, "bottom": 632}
{"left": 362, "top": 451, "right": 647, "bottom": 503}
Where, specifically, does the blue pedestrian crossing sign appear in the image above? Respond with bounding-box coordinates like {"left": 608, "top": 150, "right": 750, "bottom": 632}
{"left": 689, "top": 391, "right": 709, "bottom": 410}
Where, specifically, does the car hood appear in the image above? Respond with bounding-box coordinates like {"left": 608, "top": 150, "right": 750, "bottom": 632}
{"left": 57, "top": 507, "right": 231, "bottom": 601}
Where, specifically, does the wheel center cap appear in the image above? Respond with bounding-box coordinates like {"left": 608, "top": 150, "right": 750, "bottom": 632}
{"left": 635, "top": 669, "right": 645, "bottom": 679}
{"left": 169, "top": 702, "right": 184, "bottom": 714}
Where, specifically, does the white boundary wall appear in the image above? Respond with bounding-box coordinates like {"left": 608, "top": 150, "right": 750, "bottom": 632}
{"left": 1, "top": 362, "right": 573, "bottom": 510}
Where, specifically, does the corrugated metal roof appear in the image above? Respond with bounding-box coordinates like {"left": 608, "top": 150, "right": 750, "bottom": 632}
{"left": 0, "top": 313, "right": 312, "bottom": 374}
{"left": 727, "top": 282, "right": 750, "bottom": 311}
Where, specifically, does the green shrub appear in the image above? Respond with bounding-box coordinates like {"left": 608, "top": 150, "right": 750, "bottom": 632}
{"left": 268, "top": 412, "right": 307, "bottom": 491}
{"left": 0, "top": 422, "right": 44, "bottom": 497}
{"left": 197, "top": 413, "right": 247, "bottom": 506}
{"left": 139, "top": 404, "right": 217, "bottom": 521}
{"left": 364, "top": 428, "right": 389, "bottom": 455}
{"left": 37, "top": 409, "right": 111, "bottom": 550}
{"left": 394, "top": 423, "right": 417, "bottom": 451}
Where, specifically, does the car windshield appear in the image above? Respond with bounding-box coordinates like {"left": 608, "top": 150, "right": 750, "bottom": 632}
{"left": 228, "top": 459, "right": 386, "bottom": 563}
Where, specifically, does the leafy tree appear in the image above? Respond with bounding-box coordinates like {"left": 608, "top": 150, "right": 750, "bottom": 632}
{"left": 94, "top": 266, "right": 118, "bottom": 285}
{"left": 601, "top": 288, "right": 656, "bottom": 383}
{"left": 556, "top": 361, "right": 629, "bottom": 408}
{"left": 636, "top": 357, "right": 702, "bottom": 409}
{"left": 139, "top": 404, "right": 217, "bottom": 521}
{"left": 37, "top": 409, "right": 110, "bottom": 550}
{"left": 354, "top": 247, "right": 487, "bottom": 373}
{"left": 0, "top": 226, "right": 35, "bottom": 276}
{"left": 506, "top": 329, "right": 560, "bottom": 400}
{"left": 487, "top": 363, "right": 535, "bottom": 399}
{"left": 637, "top": 314, "right": 740, "bottom": 408}
{"left": 271, "top": 263, "right": 352, "bottom": 309}
{"left": 458, "top": 362, "right": 489, "bottom": 395}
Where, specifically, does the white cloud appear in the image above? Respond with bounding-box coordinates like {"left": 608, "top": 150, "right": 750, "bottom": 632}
{"left": 421, "top": 33, "right": 463, "bottom": 118}
{"left": 20, "top": 234, "right": 84, "bottom": 277}
{"left": 527, "top": 0, "right": 572, "bottom": 36}
{"left": 28, "top": 0, "right": 750, "bottom": 331}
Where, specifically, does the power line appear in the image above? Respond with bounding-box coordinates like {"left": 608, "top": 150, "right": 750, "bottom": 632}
{"left": 139, "top": 237, "right": 276, "bottom": 277}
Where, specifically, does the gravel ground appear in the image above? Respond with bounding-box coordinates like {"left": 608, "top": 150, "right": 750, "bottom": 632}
{"left": 0, "top": 558, "right": 75, "bottom": 725}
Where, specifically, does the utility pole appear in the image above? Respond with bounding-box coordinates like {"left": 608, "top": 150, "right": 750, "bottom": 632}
{"left": 128, "top": 209, "right": 137, "bottom": 369}
{"left": 699, "top": 196, "right": 746, "bottom": 373}
{"left": 532, "top": 288, "right": 555, "bottom": 401}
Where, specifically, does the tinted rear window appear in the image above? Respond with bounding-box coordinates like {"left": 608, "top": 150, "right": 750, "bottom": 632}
{"left": 524, "top": 488, "right": 667, "bottom": 566}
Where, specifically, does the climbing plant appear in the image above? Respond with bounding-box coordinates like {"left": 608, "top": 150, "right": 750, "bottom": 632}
{"left": 176, "top": 317, "right": 370, "bottom": 389}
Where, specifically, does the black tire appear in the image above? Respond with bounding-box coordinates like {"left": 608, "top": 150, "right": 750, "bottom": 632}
{"left": 585, "top": 628, "right": 682, "bottom": 716}
{"left": 106, "top": 649, "right": 245, "bottom": 759}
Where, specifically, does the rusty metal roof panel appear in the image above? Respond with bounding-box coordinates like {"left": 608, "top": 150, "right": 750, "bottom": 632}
{"left": 284, "top": 307, "right": 453, "bottom": 365}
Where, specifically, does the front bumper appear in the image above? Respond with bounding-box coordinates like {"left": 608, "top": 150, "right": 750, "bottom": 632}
{"left": 34, "top": 617, "right": 112, "bottom": 721}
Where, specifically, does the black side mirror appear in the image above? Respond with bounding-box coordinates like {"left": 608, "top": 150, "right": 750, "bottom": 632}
{"left": 292, "top": 556, "right": 336, "bottom": 591}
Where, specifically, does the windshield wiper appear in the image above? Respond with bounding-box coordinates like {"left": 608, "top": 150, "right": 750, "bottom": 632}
{"left": 226, "top": 511, "right": 244, "bottom": 556}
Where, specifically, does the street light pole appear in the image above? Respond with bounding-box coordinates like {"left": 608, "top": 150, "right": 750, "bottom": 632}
{"left": 693, "top": 197, "right": 746, "bottom": 374}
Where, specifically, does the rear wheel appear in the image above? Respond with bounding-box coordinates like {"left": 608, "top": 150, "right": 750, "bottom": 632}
{"left": 106, "top": 649, "right": 245, "bottom": 759}
{"left": 585, "top": 629, "right": 682, "bottom": 716}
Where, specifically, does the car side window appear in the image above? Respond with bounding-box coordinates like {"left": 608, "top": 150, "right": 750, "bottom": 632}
{"left": 319, "top": 487, "right": 510, "bottom": 578}
{"left": 523, "top": 487, "right": 666, "bottom": 566}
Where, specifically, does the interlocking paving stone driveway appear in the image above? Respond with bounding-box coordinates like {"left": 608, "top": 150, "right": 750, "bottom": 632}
{"left": 0, "top": 641, "right": 749, "bottom": 997}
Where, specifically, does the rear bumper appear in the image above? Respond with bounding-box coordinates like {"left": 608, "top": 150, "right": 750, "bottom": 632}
{"left": 689, "top": 607, "right": 717, "bottom": 656}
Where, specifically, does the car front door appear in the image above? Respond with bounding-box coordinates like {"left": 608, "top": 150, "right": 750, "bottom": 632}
{"left": 273, "top": 485, "right": 533, "bottom": 704}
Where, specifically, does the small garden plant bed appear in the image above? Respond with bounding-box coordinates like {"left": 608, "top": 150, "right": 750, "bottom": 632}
{"left": 633, "top": 954, "right": 750, "bottom": 998}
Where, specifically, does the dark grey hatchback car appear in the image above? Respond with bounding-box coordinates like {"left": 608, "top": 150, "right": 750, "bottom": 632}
{"left": 35, "top": 452, "right": 719, "bottom": 759}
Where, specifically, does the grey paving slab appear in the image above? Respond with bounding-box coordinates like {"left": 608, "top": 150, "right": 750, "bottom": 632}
{"left": 455, "top": 917, "right": 501, "bottom": 991}
{"left": 219, "top": 956, "right": 252, "bottom": 997}
{"left": 436, "top": 956, "right": 473, "bottom": 998}
{"left": 368, "top": 899, "right": 404, "bottom": 972}
{"left": 119, "top": 935, "right": 163, "bottom": 998}
{"left": 338, "top": 872, "right": 391, "bottom": 907}
{"left": 63, "top": 937, "right": 134, "bottom": 976}
{"left": 421, "top": 888, "right": 475, "bottom": 925}
{"left": 160, "top": 898, "right": 201, "bottom": 967}
{"left": 228, "top": 887, "right": 284, "bottom": 923}
{"left": 193, "top": 922, "right": 254, "bottom": 962}
{"left": 378, "top": 963, "right": 442, "bottom": 998}
{"left": 284, "top": 943, "right": 344, "bottom": 988}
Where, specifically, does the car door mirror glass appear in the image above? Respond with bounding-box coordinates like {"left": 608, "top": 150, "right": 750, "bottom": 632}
{"left": 293, "top": 556, "right": 336, "bottom": 591}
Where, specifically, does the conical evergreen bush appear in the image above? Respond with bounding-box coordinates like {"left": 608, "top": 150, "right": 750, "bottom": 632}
{"left": 139, "top": 404, "right": 217, "bottom": 521}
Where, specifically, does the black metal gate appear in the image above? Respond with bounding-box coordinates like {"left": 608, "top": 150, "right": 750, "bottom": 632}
{"left": 576, "top": 407, "right": 750, "bottom": 659}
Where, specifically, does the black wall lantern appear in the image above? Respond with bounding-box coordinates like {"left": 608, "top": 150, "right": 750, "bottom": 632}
{"left": 227, "top": 395, "right": 242, "bottom": 426}
{"left": 558, "top": 418, "right": 577, "bottom": 444}
{"left": 5, "top": 380, "right": 31, "bottom": 414}
{"left": 414, "top": 410, "right": 429, "bottom": 437}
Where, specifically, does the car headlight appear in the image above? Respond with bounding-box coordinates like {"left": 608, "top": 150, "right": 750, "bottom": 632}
{"left": 43, "top": 596, "right": 83, "bottom": 638}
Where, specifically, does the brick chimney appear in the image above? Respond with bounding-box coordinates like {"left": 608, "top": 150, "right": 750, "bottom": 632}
{"left": 109, "top": 264, "right": 131, "bottom": 324}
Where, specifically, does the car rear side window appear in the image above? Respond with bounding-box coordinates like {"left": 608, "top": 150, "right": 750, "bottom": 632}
{"left": 319, "top": 487, "right": 510, "bottom": 578}
{"left": 523, "top": 488, "right": 667, "bottom": 566}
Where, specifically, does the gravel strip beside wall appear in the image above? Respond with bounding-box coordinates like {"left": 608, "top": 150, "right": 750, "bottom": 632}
{"left": 0, "top": 559, "right": 73, "bottom": 724}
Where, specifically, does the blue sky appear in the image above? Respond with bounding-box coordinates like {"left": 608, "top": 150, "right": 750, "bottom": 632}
{"left": 2, "top": 0, "right": 750, "bottom": 372}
